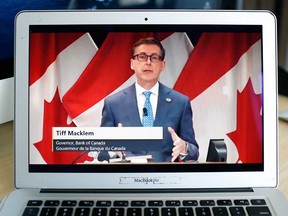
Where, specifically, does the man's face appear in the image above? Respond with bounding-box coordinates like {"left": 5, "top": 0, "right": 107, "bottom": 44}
{"left": 130, "top": 44, "right": 165, "bottom": 88}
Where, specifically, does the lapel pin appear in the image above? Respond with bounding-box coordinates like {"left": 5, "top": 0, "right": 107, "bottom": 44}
{"left": 166, "top": 98, "right": 172, "bottom": 103}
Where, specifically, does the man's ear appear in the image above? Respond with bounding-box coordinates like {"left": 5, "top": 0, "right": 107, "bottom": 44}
{"left": 130, "top": 59, "right": 134, "bottom": 70}
{"left": 161, "top": 60, "right": 166, "bottom": 71}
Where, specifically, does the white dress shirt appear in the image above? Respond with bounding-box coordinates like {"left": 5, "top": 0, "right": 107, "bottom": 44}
{"left": 135, "top": 81, "right": 159, "bottom": 123}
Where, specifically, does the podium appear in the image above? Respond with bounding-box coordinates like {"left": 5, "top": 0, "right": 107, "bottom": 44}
{"left": 206, "top": 139, "right": 227, "bottom": 162}
{"left": 109, "top": 155, "right": 153, "bottom": 163}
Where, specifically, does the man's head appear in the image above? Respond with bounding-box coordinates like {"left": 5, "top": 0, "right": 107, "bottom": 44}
{"left": 130, "top": 37, "right": 166, "bottom": 90}
{"left": 132, "top": 37, "right": 165, "bottom": 60}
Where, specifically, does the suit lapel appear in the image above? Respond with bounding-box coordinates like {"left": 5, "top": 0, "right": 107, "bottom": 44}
{"left": 154, "top": 83, "right": 172, "bottom": 126}
{"left": 123, "top": 84, "right": 142, "bottom": 126}
{"left": 123, "top": 83, "right": 172, "bottom": 127}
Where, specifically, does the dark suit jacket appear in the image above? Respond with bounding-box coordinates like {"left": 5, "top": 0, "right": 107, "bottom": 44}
{"left": 100, "top": 82, "right": 199, "bottom": 162}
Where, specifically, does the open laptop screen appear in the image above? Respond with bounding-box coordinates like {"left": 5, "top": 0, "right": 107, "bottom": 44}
{"left": 28, "top": 24, "right": 263, "bottom": 173}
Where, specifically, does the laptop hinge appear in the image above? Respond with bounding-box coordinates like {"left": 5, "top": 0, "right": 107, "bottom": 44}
{"left": 40, "top": 188, "right": 254, "bottom": 194}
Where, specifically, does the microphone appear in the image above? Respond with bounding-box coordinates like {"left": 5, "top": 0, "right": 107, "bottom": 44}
{"left": 71, "top": 151, "right": 89, "bottom": 164}
{"left": 143, "top": 107, "right": 148, "bottom": 116}
{"left": 120, "top": 151, "right": 128, "bottom": 162}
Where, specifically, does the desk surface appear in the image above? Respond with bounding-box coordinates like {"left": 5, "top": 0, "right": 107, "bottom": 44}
{"left": 278, "top": 95, "right": 288, "bottom": 198}
{"left": 1, "top": 95, "right": 288, "bottom": 199}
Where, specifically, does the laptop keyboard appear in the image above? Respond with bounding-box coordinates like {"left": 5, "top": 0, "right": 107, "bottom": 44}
{"left": 22, "top": 198, "right": 272, "bottom": 216}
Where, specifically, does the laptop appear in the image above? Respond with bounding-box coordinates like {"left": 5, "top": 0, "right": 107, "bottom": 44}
{"left": 1, "top": 10, "right": 287, "bottom": 215}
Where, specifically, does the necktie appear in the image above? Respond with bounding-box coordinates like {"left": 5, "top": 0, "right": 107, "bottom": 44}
{"left": 142, "top": 91, "right": 154, "bottom": 127}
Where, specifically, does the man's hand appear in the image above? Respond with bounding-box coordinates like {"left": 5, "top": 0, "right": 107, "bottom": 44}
{"left": 115, "top": 123, "right": 125, "bottom": 159}
{"left": 168, "top": 127, "right": 187, "bottom": 162}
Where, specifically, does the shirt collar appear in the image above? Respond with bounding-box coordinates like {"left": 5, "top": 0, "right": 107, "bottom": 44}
{"left": 135, "top": 81, "right": 159, "bottom": 97}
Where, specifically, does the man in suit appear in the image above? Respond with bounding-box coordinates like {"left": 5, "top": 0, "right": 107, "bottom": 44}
{"left": 100, "top": 37, "right": 199, "bottom": 162}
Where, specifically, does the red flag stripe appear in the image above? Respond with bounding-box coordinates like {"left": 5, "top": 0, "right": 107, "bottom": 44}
{"left": 174, "top": 32, "right": 261, "bottom": 100}
{"left": 227, "top": 79, "right": 262, "bottom": 163}
{"left": 29, "top": 32, "right": 85, "bottom": 86}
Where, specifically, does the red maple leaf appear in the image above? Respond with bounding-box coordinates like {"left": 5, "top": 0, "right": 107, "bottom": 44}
{"left": 227, "top": 78, "right": 263, "bottom": 163}
{"left": 34, "top": 89, "right": 92, "bottom": 164}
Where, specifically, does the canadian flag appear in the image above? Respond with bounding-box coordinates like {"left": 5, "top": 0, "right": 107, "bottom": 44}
{"left": 29, "top": 31, "right": 262, "bottom": 164}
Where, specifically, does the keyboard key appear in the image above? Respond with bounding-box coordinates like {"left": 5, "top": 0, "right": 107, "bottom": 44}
{"left": 79, "top": 201, "right": 94, "bottom": 206}
{"left": 40, "top": 207, "right": 56, "bottom": 216}
{"left": 166, "top": 200, "right": 181, "bottom": 206}
{"left": 96, "top": 201, "right": 112, "bottom": 207}
{"left": 131, "top": 201, "right": 146, "bottom": 206}
{"left": 250, "top": 199, "right": 267, "bottom": 206}
{"left": 246, "top": 206, "right": 271, "bottom": 216}
{"left": 92, "top": 208, "right": 108, "bottom": 216}
{"left": 183, "top": 200, "right": 198, "bottom": 206}
{"left": 148, "top": 200, "right": 163, "bottom": 206}
{"left": 234, "top": 200, "right": 250, "bottom": 206}
{"left": 212, "top": 207, "right": 229, "bottom": 216}
{"left": 44, "top": 200, "right": 60, "bottom": 207}
{"left": 109, "top": 207, "right": 124, "bottom": 216}
{"left": 127, "top": 207, "right": 142, "bottom": 216}
{"left": 217, "top": 200, "right": 232, "bottom": 206}
{"left": 75, "top": 207, "right": 90, "bottom": 216}
{"left": 57, "top": 207, "right": 73, "bottom": 216}
{"left": 61, "top": 200, "right": 77, "bottom": 206}
{"left": 162, "top": 208, "right": 177, "bottom": 216}
{"left": 22, "top": 207, "right": 40, "bottom": 216}
{"left": 27, "top": 200, "right": 43, "bottom": 207}
{"left": 196, "top": 207, "right": 211, "bottom": 216}
{"left": 200, "top": 200, "right": 215, "bottom": 206}
{"left": 229, "top": 206, "right": 246, "bottom": 216}
{"left": 114, "top": 201, "right": 129, "bottom": 206}
{"left": 179, "top": 207, "right": 194, "bottom": 216}
{"left": 144, "top": 207, "right": 159, "bottom": 216}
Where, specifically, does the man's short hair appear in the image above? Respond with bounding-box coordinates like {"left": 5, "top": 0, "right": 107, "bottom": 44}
{"left": 132, "top": 37, "right": 165, "bottom": 60}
